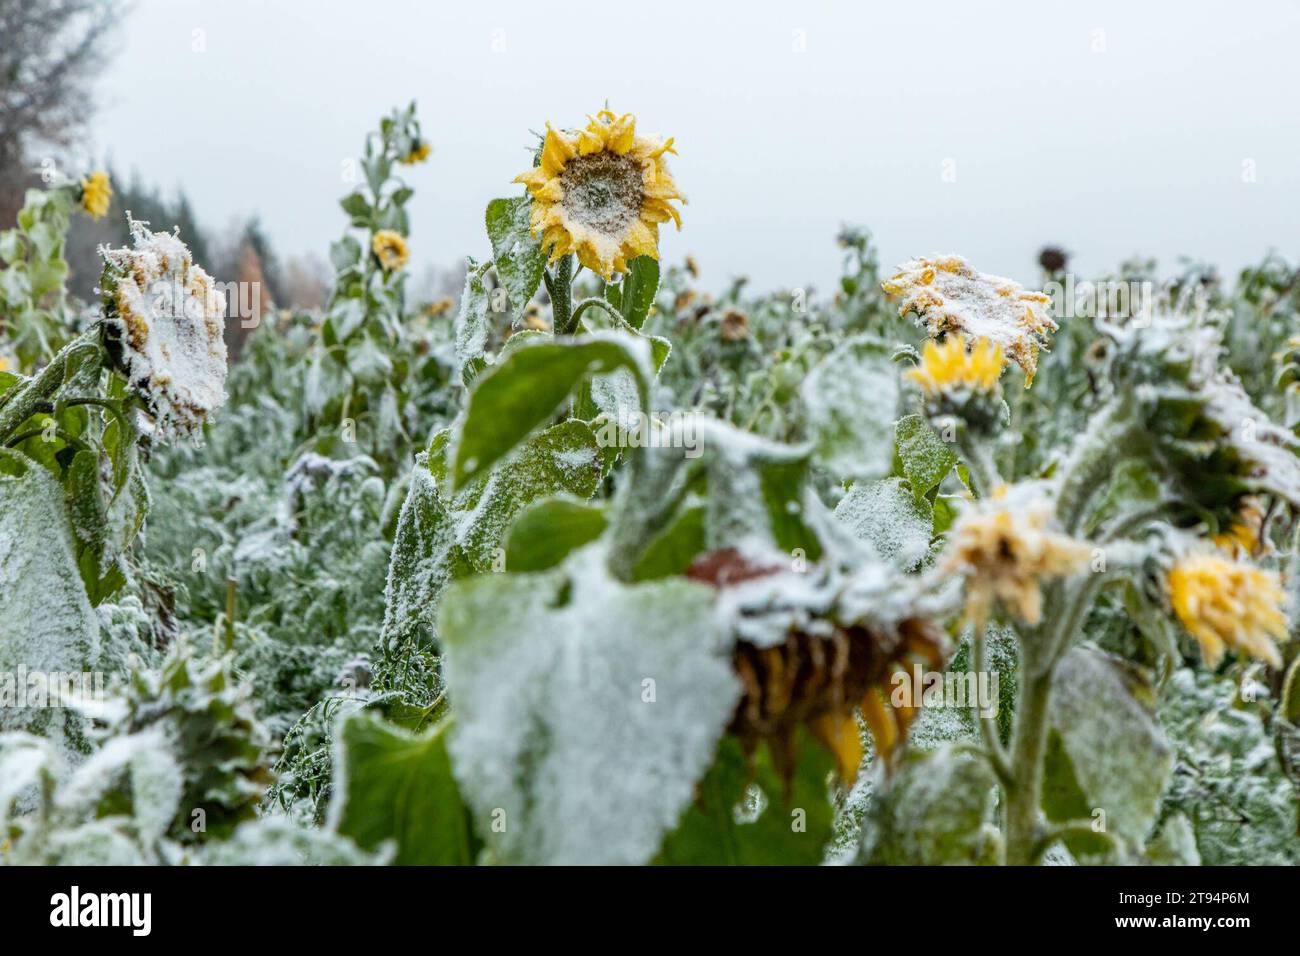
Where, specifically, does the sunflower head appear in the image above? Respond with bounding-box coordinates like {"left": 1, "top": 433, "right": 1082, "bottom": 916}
{"left": 80, "top": 170, "right": 112, "bottom": 219}
{"left": 1167, "top": 551, "right": 1286, "bottom": 668}
{"left": 883, "top": 255, "right": 1056, "bottom": 386}
{"left": 399, "top": 140, "right": 431, "bottom": 165}
{"left": 907, "top": 333, "right": 1004, "bottom": 398}
{"left": 372, "top": 230, "right": 409, "bottom": 272}
{"left": 942, "top": 486, "right": 1093, "bottom": 627}
{"left": 515, "top": 110, "right": 684, "bottom": 280}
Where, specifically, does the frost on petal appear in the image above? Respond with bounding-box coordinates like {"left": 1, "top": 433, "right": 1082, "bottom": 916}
{"left": 882, "top": 255, "right": 1056, "bottom": 384}
{"left": 101, "top": 217, "right": 228, "bottom": 441}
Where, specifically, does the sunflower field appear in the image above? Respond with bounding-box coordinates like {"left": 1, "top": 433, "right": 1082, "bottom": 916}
{"left": 2, "top": 103, "right": 1299, "bottom": 868}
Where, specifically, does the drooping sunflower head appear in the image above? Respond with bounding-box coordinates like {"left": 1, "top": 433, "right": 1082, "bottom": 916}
{"left": 515, "top": 110, "right": 684, "bottom": 280}
{"left": 882, "top": 255, "right": 1056, "bottom": 386}
{"left": 1166, "top": 551, "right": 1286, "bottom": 669}
{"left": 907, "top": 333, "right": 1004, "bottom": 398}
{"left": 100, "top": 217, "right": 228, "bottom": 440}
{"left": 80, "top": 170, "right": 112, "bottom": 219}
{"left": 942, "top": 485, "right": 1093, "bottom": 627}
{"left": 372, "top": 229, "right": 409, "bottom": 273}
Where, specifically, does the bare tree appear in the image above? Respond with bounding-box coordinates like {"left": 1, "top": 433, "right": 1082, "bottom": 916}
{"left": 0, "top": 0, "right": 120, "bottom": 225}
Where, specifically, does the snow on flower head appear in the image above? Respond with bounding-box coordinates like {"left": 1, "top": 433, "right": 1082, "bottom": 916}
{"left": 942, "top": 483, "right": 1092, "bottom": 627}
{"left": 514, "top": 109, "right": 685, "bottom": 280}
{"left": 80, "top": 171, "right": 112, "bottom": 219}
{"left": 1167, "top": 551, "right": 1286, "bottom": 669}
{"left": 882, "top": 255, "right": 1056, "bottom": 386}
{"left": 101, "top": 217, "right": 228, "bottom": 441}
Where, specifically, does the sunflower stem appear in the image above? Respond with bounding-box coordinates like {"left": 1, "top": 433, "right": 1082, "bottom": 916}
{"left": 972, "top": 619, "right": 1014, "bottom": 787}
{"left": 549, "top": 255, "right": 576, "bottom": 335}
{"left": 0, "top": 329, "right": 99, "bottom": 444}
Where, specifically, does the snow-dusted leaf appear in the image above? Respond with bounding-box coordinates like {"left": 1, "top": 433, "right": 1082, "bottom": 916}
{"left": 894, "top": 414, "right": 956, "bottom": 500}
{"left": 859, "top": 744, "right": 1001, "bottom": 864}
{"left": 1048, "top": 646, "right": 1172, "bottom": 850}
{"left": 615, "top": 256, "right": 659, "bottom": 330}
{"left": 439, "top": 546, "right": 739, "bottom": 864}
{"left": 802, "top": 335, "right": 898, "bottom": 481}
{"left": 486, "top": 197, "right": 546, "bottom": 321}
{"left": 504, "top": 497, "right": 607, "bottom": 573}
{"left": 453, "top": 257, "right": 492, "bottom": 382}
{"left": 834, "top": 477, "right": 932, "bottom": 571}
{"left": 450, "top": 334, "right": 649, "bottom": 490}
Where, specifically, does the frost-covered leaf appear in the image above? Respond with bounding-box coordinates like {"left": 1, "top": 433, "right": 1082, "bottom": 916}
{"left": 656, "top": 732, "right": 836, "bottom": 865}
{"left": 486, "top": 197, "right": 546, "bottom": 321}
{"left": 204, "top": 816, "right": 388, "bottom": 866}
{"left": 615, "top": 256, "right": 659, "bottom": 330}
{"left": 834, "top": 477, "right": 932, "bottom": 571}
{"left": 1048, "top": 646, "right": 1172, "bottom": 850}
{"left": 859, "top": 744, "right": 1001, "bottom": 864}
{"left": 802, "top": 335, "right": 898, "bottom": 480}
{"left": 1144, "top": 813, "right": 1201, "bottom": 865}
{"left": 329, "top": 713, "right": 477, "bottom": 865}
{"left": 439, "top": 546, "right": 739, "bottom": 865}
{"left": 0, "top": 451, "right": 100, "bottom": 743}
{"left": 894, "top": 414, "right": 956, "bottom": 500}
{"left": 450, "top": 334, "right": 649, "bottom": 490}
{"left": 453, "top": 257, "right": 492, "bottom": 382}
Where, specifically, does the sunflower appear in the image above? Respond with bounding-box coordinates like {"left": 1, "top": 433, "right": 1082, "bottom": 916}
{"left": 514, "top": 110, "right": 685, "bottom": 280}
{"left": 101, "top": 218, "right": 228, "bottom": 440}
{"left": 907, "top": 333, "right": 1004, "bottom": 398}
{"left": 882, "top": 255, "right": 1056, "bottom": 386}
{"left": 1167, "top": 552, "right": 1286, "bottom": 668}
{"left": 372, "top": 230, "right": 409, "bottom": 272}
{"left": 80, "top": 170, "right": 112, "bottom": 219}
{"left": 400, "top": 141, "right": 431, "bottom": 165}
{"left": 942, "top": 486, "right": 1092, "bottom": 627}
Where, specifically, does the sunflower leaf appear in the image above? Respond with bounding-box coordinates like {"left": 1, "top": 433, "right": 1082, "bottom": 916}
{"left": 486, "top": 197, "right": 547, "bottom": 321}
{"left": 617, "top": 256, "right": 660, "bottom": 329}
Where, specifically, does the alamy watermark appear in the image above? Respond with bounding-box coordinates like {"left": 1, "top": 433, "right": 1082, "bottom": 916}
{"left": 594, "top": 407, "right": 703, "bottom": 459}
{"left": 890, "top": 664, "right": 1000, "bottom": 718}
{"left": 0, "top": 667, "right": 106, "bottom": 709}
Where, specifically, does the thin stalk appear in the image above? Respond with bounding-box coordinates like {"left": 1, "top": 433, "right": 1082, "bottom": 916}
{"left": 972, "top": 619, "right": 1014, "bottom": 787}
{"left": 0, "top": 329, "right": 98, "bottom": 443}
{"left": 548, "top": 255, "right": 576, "bottom": 335}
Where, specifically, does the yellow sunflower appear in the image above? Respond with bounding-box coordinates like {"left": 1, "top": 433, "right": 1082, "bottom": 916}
{"left": 400, "top": 141, "right": 431, "bottom": 165}
{"left": 907, "top": 333, "right": 1004, "bottom": 397}
{"left": 1167, "top": 552, "right": 1286, "bottom": 668}
{"left": 372, "top": 230, "right": 409, "bottom": 272}
{"left": 80, "top": 170, "right": 112, "bottom": 219}
{"left": 514, "top": 110, "right": 685, "bottom": 280}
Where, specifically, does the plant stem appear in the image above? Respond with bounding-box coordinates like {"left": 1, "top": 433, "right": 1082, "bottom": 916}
{"left": 1004, "top": 658, "right": 1053, "bottom": 865}
{"left": 548, "top": 255, "right": 575, "bottom": 335}
{"left": 957, "top": 425, "right": 1002, "bottom": 498}
{"left": 972, "top": 619, "right": 1014, "bottom": 787}
{"left": 0, "top": 329, "right": 98, "bottom": 444}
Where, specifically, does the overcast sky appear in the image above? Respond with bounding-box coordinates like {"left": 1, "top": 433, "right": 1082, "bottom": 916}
{"left": 86, "top": 0, "right": 1299, "bottom": 294}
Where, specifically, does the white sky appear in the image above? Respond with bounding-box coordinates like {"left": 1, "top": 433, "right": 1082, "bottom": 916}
{"left": 86, "top": 0, "right": 1299, "bottom": 293}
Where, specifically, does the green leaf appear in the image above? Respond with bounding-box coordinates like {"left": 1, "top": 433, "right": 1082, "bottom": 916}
{"left": 894, "top": 414, "right": 956, "bottom": 500}
{"left": 450, "top": 334, "right": 649, "bottom": 490}
{"left": 859, "top": 744, "right": 1002, "bottom": 864}
{"left": 1047, "top": 646, "right": 1173, "bottom": 851}
{"left": 486, "top": 197, "right": 547, "bottom": 320}
{"left": 504, "top": 497, "right": 607, "bottom": 573}
{"left": 339, "top": 192, "right": 371, "bottom": 221}
{"left": 632, "top": 502, "right": 706, "bottom": 580}
{"left": 802, "top": 335, "right": 899, "bottom": 481}
{"left": 655, "top": 732, "right": 836, "bottom": 865}
{"left": 329, "top": 714, "right": 478, "bottom": 865}
{"left": 329, "top": 236, "right": 362, "bottom": 273}
{"left": 617, "top": 256, "right": 660, "bottom": 329}
{"left": 438, "top": 546, "right": 739, "bottom": 864}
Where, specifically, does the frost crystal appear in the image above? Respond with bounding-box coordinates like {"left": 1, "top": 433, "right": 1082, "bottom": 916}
{"left": 102, "top": 217, "right": 228, "bottom": 440}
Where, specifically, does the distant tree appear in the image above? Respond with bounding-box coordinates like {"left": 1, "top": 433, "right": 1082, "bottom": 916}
{"left": 0, "top": 0, "right": 121, "bottom": 226}
{"left": 240, "top": 217, "right": 285, "bottom": 305}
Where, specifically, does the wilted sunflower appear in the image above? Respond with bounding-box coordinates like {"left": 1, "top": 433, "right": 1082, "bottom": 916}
{"left": 372, "top": 230, "right": 409, "bottom": 272}
{"left": 423, "top": 296, "right": 455, "bottom": 318}
{"left": 514, "top": 110, "right": 685, "bottom": 280}
{"left": 882, "top": 255, "right": 1056, "bottom": 386}
{"left": 80, "top": 170, "right": 112, "bottom": 219}
{"left": 688, "top": 549, "right": 946, "bottom": 785}
{"left": 1211, "top": 499, "right": 1265, "bottom": 558}
{"left": 1167, "top": 551, "right": 1286, "bottom": 668}
{"left": 101, "top": 217, "right": 228, "bottom": 440}
{"left": 942, "top": 485, "right": 1092, "bottom": 627}
{"left": 907, "top": 333, "right": 1004, "bottom": 398}
{"left": 720, "top": 308, "right": 749, "bottom": 342}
